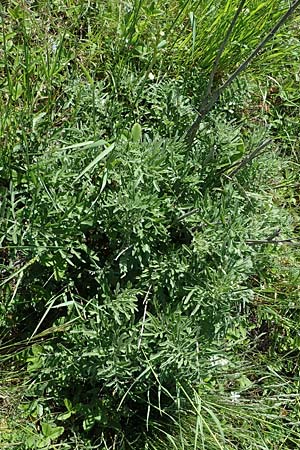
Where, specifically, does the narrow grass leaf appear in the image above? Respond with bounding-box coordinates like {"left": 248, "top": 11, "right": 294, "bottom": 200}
{"left": 73, "top": 143, "right": 114, "bottom": 184}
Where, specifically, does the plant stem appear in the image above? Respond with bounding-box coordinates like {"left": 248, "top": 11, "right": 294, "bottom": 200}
{"left": 206, "top": 0, "right": 247, "bottom": 97}
{"left": 228, "top": 139, "right": 272, "bottom": 177}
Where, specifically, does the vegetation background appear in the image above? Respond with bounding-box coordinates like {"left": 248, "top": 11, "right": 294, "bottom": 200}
{"left": 0, "top": 0, "right": 299, "bottom": 448}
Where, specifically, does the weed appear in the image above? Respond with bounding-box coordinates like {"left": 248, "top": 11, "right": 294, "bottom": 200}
{"left": 0, "top": 1, "right": 300, "bottom": 449}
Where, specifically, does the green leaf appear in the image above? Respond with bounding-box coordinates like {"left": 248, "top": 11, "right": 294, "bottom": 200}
{"left": 64, "top": 398, "right": 73, "bottom": 412}
{"left": 60, "top": 140, "right": 104, "bottom": 151}
{"left": 131, "top": 123, "right": 142, "bottom": 142}
{"left": 83, "top": 414, "right": 95, "bottom": 431}
{"left": 57, "top": 411, "right": 72, "bottom": 421}
{"left": 73, "top": 143, "right": 114, "bottom": 184}
{"left": 157, "top": 39, "right": 167, "bottom": 49}
{"left": 41, "top": 422, "right": 64, "bottom": 440}
{"left": 32, "top": 112, "right": 47, "bottom": 132}
{"left": 238, "top": 374, "right": 252, "bottom": 389}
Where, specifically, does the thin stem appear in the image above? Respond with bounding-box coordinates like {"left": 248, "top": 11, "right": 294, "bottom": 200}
{"left": 175, "top": 208, "right": 200, "bottom": 223}
{"left": 206, "top": 0, "right": 247, "bottom": 97}
{"left": 228, "top": 139, "right": 272, "bottom": 176}
{"left": 138, "top": 285, "right": 152, "bottom": 350}
{"left": 246, "top": 239, "right": 300, "bottom": 246}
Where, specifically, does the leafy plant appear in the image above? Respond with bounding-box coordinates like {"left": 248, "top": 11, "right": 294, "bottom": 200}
{"left": 0, "top": 1, "right": 300, "bottom": 449}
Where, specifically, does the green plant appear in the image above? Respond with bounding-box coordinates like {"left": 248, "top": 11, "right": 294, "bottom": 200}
{"left": 1, "top": 1, "right": 300, "bottom": 449}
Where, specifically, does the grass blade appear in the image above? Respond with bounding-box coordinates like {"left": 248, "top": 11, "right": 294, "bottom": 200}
{"left": 72, "top": 143, "right": 114, "bottom": 184}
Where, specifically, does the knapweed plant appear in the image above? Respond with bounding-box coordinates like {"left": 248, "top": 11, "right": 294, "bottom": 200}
{"left": 0, "top": 1, "right": 299, "bottom": 449}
